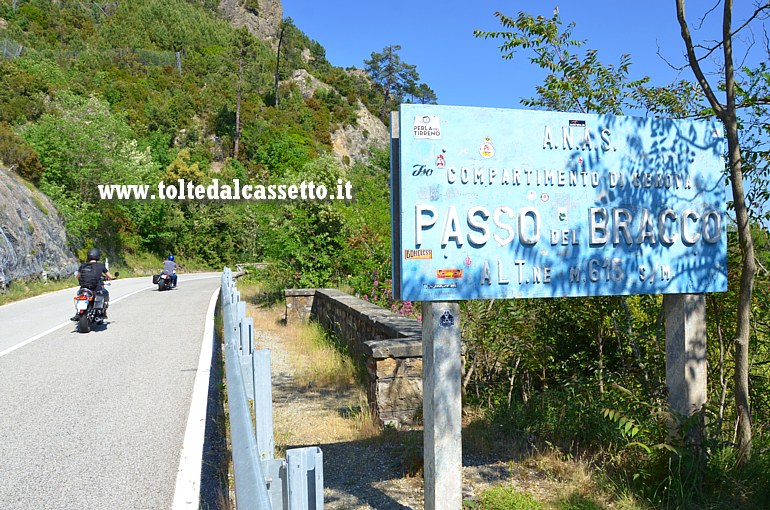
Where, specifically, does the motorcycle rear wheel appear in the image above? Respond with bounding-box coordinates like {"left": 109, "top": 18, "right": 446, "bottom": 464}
{"left": 78, "top": 314, "right": 91, "bottom": 333}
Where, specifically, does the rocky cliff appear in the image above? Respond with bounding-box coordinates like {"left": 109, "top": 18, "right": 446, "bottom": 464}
{"left": 330, "top": 100, "right": 389, "bottom": 165}
{"left": 218, "top": 0, "right": 283, "bottom": 48}
{"left": 286, "top": 70, "right": 389, "bottom": 165}
{"left": 0, "top": 167, "right": 78, "bottom": 288}
{"left": 218, "top": 1, "right": 389, "bottom": 165}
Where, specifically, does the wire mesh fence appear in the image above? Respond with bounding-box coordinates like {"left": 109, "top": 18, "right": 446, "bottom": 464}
{"left": 0, "top": 38, "right": 182, "bottom": 73}
{"left": 1, "top": 39, "right": 24, "bottom": 59}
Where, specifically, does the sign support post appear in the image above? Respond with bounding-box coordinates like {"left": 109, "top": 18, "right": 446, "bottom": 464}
{"left": 664, "top": 294, "right": 707, "bottom": 443}
{"left": 391, "top": 104, "right": 726, "bottom": 510}
{"left": 422, "top": 301, "right": 462, "bottom": 510}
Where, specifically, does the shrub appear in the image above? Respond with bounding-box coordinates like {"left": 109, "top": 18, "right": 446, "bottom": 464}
{"left": 0, "top": 123, "right": 44, "bottom": 183}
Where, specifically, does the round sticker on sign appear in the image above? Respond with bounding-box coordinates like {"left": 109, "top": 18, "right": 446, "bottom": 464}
{"left": 479, "top": 137, "right": 495, "bottom": 158}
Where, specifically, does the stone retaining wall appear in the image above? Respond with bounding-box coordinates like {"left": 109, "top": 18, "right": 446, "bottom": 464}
{"left": 285, "top": 289, "right": 422, "bottom": 427}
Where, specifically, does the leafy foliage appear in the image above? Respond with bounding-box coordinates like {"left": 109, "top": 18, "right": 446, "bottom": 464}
{"left": 0, "top": 122, "right": 44, "bottom": 182}
{"left": 0, "top": 0, "right": 398, "bottom": 270}
{"left": 474, "top": 10, "right": 650, "bottom": 115}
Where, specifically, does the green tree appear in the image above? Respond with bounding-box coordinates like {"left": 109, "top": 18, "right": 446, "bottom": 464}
{"left": 365, "top": 45, "right": 419, "bottom": 120}
{"left": 257, "top": 154, "right": 348, "bottom": 287}
{"left": 233, "top": 27, "right": 257, "bottom": 160}
{"left": 474, "top": 10, "right": 650, "bottom": 114}
{"left": 20, "top": 93, "right": 158, "bottom": 247}
{"left": 675, "top": 0, "right": 770, "bottom": 465}
{"left": 409, "top": 82, "right": 438, "bottom": 105}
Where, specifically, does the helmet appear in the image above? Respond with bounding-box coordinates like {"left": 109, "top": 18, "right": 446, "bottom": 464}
{"left": 168, "top": 254, "right": 175, "bottom": 261}
{"left": 87, "top": 248, "right": 101, "bottom": 261}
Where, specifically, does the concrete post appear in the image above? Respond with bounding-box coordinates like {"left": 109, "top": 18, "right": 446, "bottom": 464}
{"left": 422, "top": 302, "right": 462, "bottom": 510}
{"left": 664, "top": 294, "right": 707, "bottom": 441}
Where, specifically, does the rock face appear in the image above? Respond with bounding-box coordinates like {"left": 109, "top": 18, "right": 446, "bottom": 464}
{"left": 0, "top": 167, "right": 78, "bottom": 288}
{"left": 220, "top": 1, "right": 389, "bottom": 165}
{"left": 287, "top": 69, "right": 331, "bottom": 98}
{"left": 218, "top": 0, "right": 283, "bottom": 48}
{"left": 330, "top": 101, "right": 389, "bottom": 166}
{"left": 285, "top": 70, "right": 389, "bottom": 165}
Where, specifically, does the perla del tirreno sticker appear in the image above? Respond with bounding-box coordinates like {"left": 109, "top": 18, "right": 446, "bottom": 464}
{"left": 414, "top": 115, "right": 441, "bottom": 139}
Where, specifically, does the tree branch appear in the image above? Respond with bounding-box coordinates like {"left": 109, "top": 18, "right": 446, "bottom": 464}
{"left": 676, "top": 0, "right": 725, "bottom": 117}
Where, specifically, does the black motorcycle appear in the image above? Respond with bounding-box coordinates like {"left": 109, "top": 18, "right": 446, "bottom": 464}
{"left": 154, "top": 270, "right": 174, "bottom": 291}
{"left": 72, "top": 272, "right": 118, "bottom": 333}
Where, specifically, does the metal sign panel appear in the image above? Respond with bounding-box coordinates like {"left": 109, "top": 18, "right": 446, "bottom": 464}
{"left": 391, "top": 104, "right": 728, "bottom": 301}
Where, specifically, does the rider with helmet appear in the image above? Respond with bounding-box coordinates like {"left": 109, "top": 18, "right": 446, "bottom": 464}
{"left": 72, "top": 248, "right": 115, "bottom": 320}
{"left": 162, "top": 254, "right": 178, "bottom": 288}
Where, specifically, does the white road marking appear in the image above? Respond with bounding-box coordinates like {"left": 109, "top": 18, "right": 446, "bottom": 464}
{"left": 172, "top": 287, "right": 220, "bottom": 509}
{"left": 0, "top": 285, "right": 154, "bottom": 359}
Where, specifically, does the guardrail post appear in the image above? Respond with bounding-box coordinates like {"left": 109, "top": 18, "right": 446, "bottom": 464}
{"left": 240, "top": 317, "right": 254, "bottom": 354}
{"left": 262, "top": 458, "right": 287, "bottom": 509}
{"left": 287, "top": 447, "right": 324, "bottom": 510}
{"left": 240, "top": 318, "right": 255, "bottom": 400}
{"left": 254, "top": 349, "right": 274, "bottom": 461}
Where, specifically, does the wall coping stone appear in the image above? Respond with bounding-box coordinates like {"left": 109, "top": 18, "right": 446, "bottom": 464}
{"left": 284, "top": 288, "right": 316, "bottom": 297}
{"left": 363, "top": 337, "right": 422, "bottom": 358}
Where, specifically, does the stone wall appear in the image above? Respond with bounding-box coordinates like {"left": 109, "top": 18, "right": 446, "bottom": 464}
{"left": 285, "top": 288, "right": 423, "bottom": 427}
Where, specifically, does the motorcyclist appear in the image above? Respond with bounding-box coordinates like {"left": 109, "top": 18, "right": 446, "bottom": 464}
{"left": 71, "top": 248, "right": 115, "bottom": 321}
{"left": 161, "top": 254, "right": 178, "bottom": 288}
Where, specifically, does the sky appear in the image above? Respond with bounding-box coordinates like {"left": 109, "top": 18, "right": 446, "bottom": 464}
{"left": 279, "top": 0, "right": 765, "bottom": 112}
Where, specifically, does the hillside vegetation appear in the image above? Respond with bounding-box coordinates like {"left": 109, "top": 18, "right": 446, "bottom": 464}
{"left": 0, "top": 0, "right": 390, "bottom": 284}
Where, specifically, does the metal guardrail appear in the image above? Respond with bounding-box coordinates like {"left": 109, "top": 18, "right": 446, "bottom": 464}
{"left": 220, "top": 268, "right": 324, "bottom": 510}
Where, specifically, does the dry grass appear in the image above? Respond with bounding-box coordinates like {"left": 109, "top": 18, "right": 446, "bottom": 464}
{"left": 245, "top": 298, "right": 381, "bottom": 452}
{"left": 0, "top": 276, "right": 77, "bottom": 306}
{"left": 247, "top": 302, "right": 359, "bottom": 389}
{"left": 524, "top": 449, "right": 645, "bottom": 510}
{"left": 460, "top": 405, "right": 646, "bottom": 510}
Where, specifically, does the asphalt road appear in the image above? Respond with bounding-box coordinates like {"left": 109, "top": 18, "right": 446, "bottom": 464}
{"left": 0, "top": 272, "right": 221, "bottom": 510}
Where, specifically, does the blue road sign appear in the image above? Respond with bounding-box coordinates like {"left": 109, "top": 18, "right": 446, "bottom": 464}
{"left": 391, "top": 104, "right": 727, "bottom": 302}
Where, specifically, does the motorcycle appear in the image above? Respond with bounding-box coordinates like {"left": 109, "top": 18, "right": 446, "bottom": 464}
{"left": 72, "top": 272, "right": 118, "bottom": 333}
{"left": 154, "top": 270, "right": 174, "bottom": 291}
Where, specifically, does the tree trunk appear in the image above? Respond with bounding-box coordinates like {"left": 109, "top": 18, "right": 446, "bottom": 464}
{"left": 234, "top": 57, "right": 242, "bottom": 160}
{"left": 721, "top": 0, "right": 755, "bottom": 466}
{"left": 380, "top": 89, "right": 390, "bottom": 121}
{"left": 597, "top": 330, "right": 604, "bottom": 394}
{"left": 274, "top": 24, "right": 285, "bottom": 108}
{"left": 726, "top": 114, "right": 754, "bottom": 464}
{"left": 676, "top": 0, "right": 755, "bottom": 465}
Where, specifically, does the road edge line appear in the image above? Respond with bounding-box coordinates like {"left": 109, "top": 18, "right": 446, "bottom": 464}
{"left": 172, "top": 286, "right": 220, "bottom": 509}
